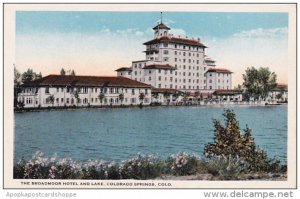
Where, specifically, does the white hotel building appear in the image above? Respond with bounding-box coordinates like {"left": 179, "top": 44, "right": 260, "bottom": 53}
{"left": 116, "top": 21, "right": 233, "bottom": 92}
{"left": 17, "top": 75, "right": 151, "bottom": 108}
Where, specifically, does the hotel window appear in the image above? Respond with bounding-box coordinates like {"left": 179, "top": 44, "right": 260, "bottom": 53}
{"left": 165, "top": 77, "right": 167, "bottom": 81}
{"left": 209, "top": 74, "right": 212, "bottom": 77}
{"left": 163, "top": 43, "right": 168, "bottom": 47}
{"left": 175, "top": 71, "right": 177, "bottom": 76}
{"left": 183, "top": 79, "right": 186, "bottom": 83}
{"left": 145, "top": 89, "right": 148, "bottom": 95}
{"left": 91, "top": 98, "right": 94, "bottom": 103}
{"left": 183, "top": 52, "right": 186, "bottom": 56}
{"left": 175, "top": 58, "right": 177, "bottom": 62}
{"left": 71, "top": 98, "right": 74, "bottom": 104}
{"left": 189, "top": 46, "right": 191, "bottom": 50}
{"left": 163, "top": 50, "right": 169, "bottom": 54}
{"left": 174, "top": 51, "right": 177, "bottom": 55}
{"left": 66, "top": 98, "right": 69, "bottom": 104}
{"left": 196, "top": 79, "right": 199, "bottom": 83}
{"left": 170, "top": 77, "right": 173, "bottom": 82}
{"left": 197, "top": 66, "right": 199, "bottom": 70}
{"left": 149, "top": 70, "right": 151, "bottom": 74}
{"left": 183, "top": 72, "right": 185, "bottom": 76}
{"left": 183, "top": 45, "right": 186, "bottom": 49}
{"left": 197, "top": 53, "right": 199, "bottom": 57}
{"left": 61, "top": 98, "right": 64, "bottom": 103}
{"left": 131, "top": 98, "right": 136, "bottom": 103}
{"left": 149, "top": 77, "right": 151, "bottom": 81}
{"left": 95, "top": 88, "right": 97, "bottom": 92}
{"left": 183, "top": 59, "right": 186, "bottom": 63}
{"left": 209, "top": 86, "right": 212, "bottom": 90}
{"left": 165, "top": 70, "right": 167, "bottom": 75}
{"left": 163, "top": 57, "right": 169, "bottom": 62}
{"left": 158, "top": 76, "right": 161, "bottom": 81}
{"left": 189, "top": 53, "right": 191, "bottom": 56}
{"left": 132, "top": 89, "right": 135, "bottom": 95}
{"left": 170, "top": 70, "right": 173, "bottom": 74}
{"left": 204, "top": 80, "right": 206, "bottom": 83}
{"left": 188, "top": 72, "right": 191, "bottom": 76}
{"left": 67, "top": 87, "right": 70, "bottom": 93}
{"left": 209, "top": 80, "right": 212, "bottom": 83}
{"left": 57, "top": 88, "right": 59, "bottom": 92}
{"left": 116, "top": 88, "right": 119, "bottom": 93}
{"left": 61, "top": 88, "right": 64, "bottom": 92}
{"left": 204, "top": 67, "right": 206, "bottom": 71}
{"left": 189, "top": 59, "right": 191, "bottom": 63}
{"left": 134, "top": 64, "right": 137, "bottom": 68}
{"left": 158, "top": 84, "right": 161, "bottom": 88}
{"left": 218, "top": 79, "right": 220, "bottom": 83}
{"left": 183, "top": 65, "right": 186, "bottom": 69}
{"left": 83, "top": 87, "right": 88, "bottom": 93}
{"left": 189, "top": 66, "right": 191, "bottom": 70}
{"left": 104, "top": 98, "right": 107, "bottom": 104}
{"left": 95, "top": 98, "right": 98, "bottom": 102}
{"left": 188, "top": 79, "right": 191, "bottom": 83}
{"left": 104, "top": 88, "right": 107, "bottom": 94}
{"left": 197, "top": 60, "right": 199, "bottom": 64}
{"left": 183, "top": 85, "right": 186, "bottom": 89}
{"left": 170, "top": 84, "right": 173, "bottom": 88}
{"left": 175, "top": 78, "right": 177, "bottom": 83}
{"left": 125, "top": 98, "right": 128, "bottom": 103}
{"left": 196, "top": 73, "right": 199, "bottom": 77}
{"left": 56, "top": 98, "right": 59, "bottom": 103}
{"left": 139, "top": 64, "right": 142, "bottom": 68}
{"left": 135, "top": 71, "right": 137, "bottom": 75}
{"left": 189, "top": 86, "right": 191, "bottom": 89}
{"left": 158, "top": 69, "right": 161, "bottom": 74}
{"left": 110, "top": 98, "right": 114, "bottom": 104}
{"left": 175, "top": 44, "right": 177, "bottom": 48}
{"left": 110, "top": 88, "right": 114, "bottom": 93}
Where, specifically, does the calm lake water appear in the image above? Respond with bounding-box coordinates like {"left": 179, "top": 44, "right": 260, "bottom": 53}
{"left": 14, "top": 105, "right": 287, "bottom": 163}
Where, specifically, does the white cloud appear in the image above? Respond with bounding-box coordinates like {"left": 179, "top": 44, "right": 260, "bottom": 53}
{"left": 169, "top": 28, "right": 186, "bottom": 37}
{"left": 204, "top": 27, "right": 288, "bottom": 86}
{"left": 233, "top": 27, "right": 288, "bottom": 38}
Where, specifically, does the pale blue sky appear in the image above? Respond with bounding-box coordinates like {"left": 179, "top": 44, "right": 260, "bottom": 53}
{"left": 16, "top": 11, "right": 289, "bottom": 86}
{"left": 16, "top": 12, "right": 288, "bottom": 37}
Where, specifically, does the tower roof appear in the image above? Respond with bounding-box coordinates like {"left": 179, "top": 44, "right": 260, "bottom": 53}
{"left": 153, "top": 22, "right": 170, "bottom": 30}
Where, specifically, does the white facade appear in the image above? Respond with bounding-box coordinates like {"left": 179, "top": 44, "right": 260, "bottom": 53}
{"left": 17, "top": 75, "right": 151, "bottom": 108}
{"left": 205, "top": 69, "right": 232, "bottom": 90}
{"left": 116, "top": 21, "right": 228, "bottom": 92}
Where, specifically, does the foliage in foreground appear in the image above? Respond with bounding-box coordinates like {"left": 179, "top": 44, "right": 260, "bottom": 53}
{"left": 14, "top": 150, "right": 285, "bottom": 180}
{"left": 204, "top": 109, "right": 283, "bottom": 173}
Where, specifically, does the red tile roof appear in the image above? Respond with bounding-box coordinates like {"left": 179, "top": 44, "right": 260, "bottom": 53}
{"left": 206, "top": 68, "right": 233, "bottom": 73}
{"left": 115, "top": 67, "right": 132, "bottom": 72}
{"left": 143, "top": 64, "right": 176, "bottom": 70}
{"left": 276, "top": 83, "right": 288, "bottom": 89}
{"left": 22, "top": 75, "right": 151, "bottom": 88}
{"left": 143, "top": 36, "right": 207, "bottom": 48}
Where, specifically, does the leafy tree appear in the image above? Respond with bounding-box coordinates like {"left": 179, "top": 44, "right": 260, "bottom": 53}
{"left": 204, "top": 109, "right": 281, "bottom": 172}
{"left": 60, "top": 68, "right": 66, "bottom": 75}
{"left": 71, "top": 70, "right": 76, "bottom": 76}
{"left": 139, "top": 92, "right": 145, "bottom": 105}
{"left": 118, "top": 93, "right": 124, "bottom": 105}
{"left": 48, "top": 95, "right": 55, "bottom": 107}
{"left": 242, "top": 67, "right": 277, "bottom": 101}
{"left": 14, "top": 67, "right": 21, "bottom": 87}
{"left": 163, "top": 91, "right": 171, "bottom": 105}
{"left": 21, "top": 69, "right": 42, "bottom": 84}
{"left": 98, "top": 93, "right": 105, "bottom": 106}
{"left": 73, "top": 90, "right": 80, "bottom": 106}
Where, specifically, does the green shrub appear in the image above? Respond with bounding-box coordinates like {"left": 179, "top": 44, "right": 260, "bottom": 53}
{"left": 165, "top": 152, "right": 206, "bottom": 176}
{"left": 205, "top": 155, "right": 245, "bottom": 180}
{"left": 119, "top": 154, "right": 164, "bottom": 180}
{"left": 204, "top": 109, "right": 282, "bottom": 172}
